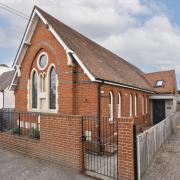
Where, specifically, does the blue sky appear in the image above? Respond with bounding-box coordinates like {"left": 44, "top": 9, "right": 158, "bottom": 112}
{"left": 0, "top": 0, "right": 180, "bottom": 88}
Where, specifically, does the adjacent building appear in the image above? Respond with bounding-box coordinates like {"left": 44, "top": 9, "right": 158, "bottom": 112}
{"left": 0, "top": 65, "right": 15, "bottom": 109}
{"left": 145, "top": 70, "right": 177, "bottom": 124}
{"left": 5, "top": 6, "right": 178, "bottom": 130}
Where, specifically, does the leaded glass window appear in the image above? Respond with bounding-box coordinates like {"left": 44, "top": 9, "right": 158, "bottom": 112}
{"left": 39, "top": 54, "right": 48, "bottom": 69}
{"left": 118, "top": 93, "right": 122, "bottom": 118}
{"left": 32, "top": 71, "right": 38, "bottom": 108}
{"left": 109, "top": 91, "right": 113, "bottom": 121}
{"left": 49, "top": 67, "right": 56, "bottom": 109}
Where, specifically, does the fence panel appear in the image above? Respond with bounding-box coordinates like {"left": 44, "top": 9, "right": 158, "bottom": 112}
{"left": 137, "top": 112, "right": 180, "bottom": 180}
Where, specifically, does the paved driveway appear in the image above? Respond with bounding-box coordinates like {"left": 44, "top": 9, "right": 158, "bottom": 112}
{"left": 142, "top": 123, "right": 180, "bottom": 180}
{"left": 0, "top": 149, "right": 92, "bottom": 180}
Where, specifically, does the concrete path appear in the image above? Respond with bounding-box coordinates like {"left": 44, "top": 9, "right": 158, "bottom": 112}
{"left": 0, "top": 149, "right": 92, "bottom": 180}
{"left": 142, "top": 123, "right": 180, "bottom": 180}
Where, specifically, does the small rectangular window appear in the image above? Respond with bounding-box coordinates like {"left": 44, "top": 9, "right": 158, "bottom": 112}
{"left": 156, "top": 80, "right": 164, "bottom": 87}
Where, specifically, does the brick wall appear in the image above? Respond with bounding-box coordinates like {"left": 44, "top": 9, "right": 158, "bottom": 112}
{"left": 100, "top": 84, "right": 151, "bottom": 128}
{"left": 118, "top": 118, "right": 136, "bottom": 180}
{"left": 15, "top": 18, "right": 152, "bottom": 130}
{"left": 0, "top": 114, "right": 83, "bottom": 170}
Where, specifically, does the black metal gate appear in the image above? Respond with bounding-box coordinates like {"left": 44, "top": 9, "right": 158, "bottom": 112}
{"left": 82, "top": 116, "right": 118, "bottom": 179}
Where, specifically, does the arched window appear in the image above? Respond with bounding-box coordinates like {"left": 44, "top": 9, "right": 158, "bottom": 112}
{"left": 32, "top": 71, "right": 38, "bottom": 108}
{"left": 39, "top": 74, "right": 43, "bottom": 92}
{"left": 146, "top": 97, "right": 148, "bottom": 114}
{"left": 42, "top": 74, "right": 46, "bottom": 92}
{"left": 135, "top": 95, "right": 138, "bottom": 116}
{"left": 130, "top": 94, "right": 133, "bottom": 117}
{"left": 37, "top": 52, "right": 48, "bottom": 70}
{"left": 109, "top": 91, "right": 113, "bottom": 121}
{"left": 142, "top": 96, "right": 145, "bottom": 115}
{"left": 49, "top": 67, "right": 56, "bottom": 109}
{"left": 118, "top": 93, "right": 122, "bottom": 118}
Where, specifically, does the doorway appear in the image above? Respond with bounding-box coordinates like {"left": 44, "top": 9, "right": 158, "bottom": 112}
{"left": 153, "top": 99, "right": 165, "bottom": 125}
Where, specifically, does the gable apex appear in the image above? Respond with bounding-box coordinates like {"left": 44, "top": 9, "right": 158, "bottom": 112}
{"left": 11, "top": 6, "right": 155, "bottom": 93}
{"left": 12, "top": 6, "right": 96, "bottom": 83}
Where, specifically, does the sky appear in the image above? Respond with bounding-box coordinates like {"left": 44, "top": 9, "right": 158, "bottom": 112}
{"left": 0, "top": 0, "right": 180, "bottom": 88}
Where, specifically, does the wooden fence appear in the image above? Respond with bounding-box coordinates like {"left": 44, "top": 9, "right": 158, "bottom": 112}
{"left": 137, "top": 112, "right": 180, "bottom": 180}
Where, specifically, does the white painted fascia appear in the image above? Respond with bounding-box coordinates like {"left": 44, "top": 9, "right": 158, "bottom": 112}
{"left": 72, "top": 53, "right": 96, "bottom": 81}
{"left": 13, "top": 11, "right": 38, "bottom": 67}
{"left": 12, "top": 7, "right": 96, "bottom": 83}
{"left": 8, "top": 70, "right": 17, "bottom": 91}
{"left": 36, "top": 10, "right": 96, "bottom": 81}
{"left": 102, "top": 80, "right": 155, "bottom": 94}
{"left": 11, "top": 7, "right": 155, "bottom": 93}
{"left": 149, "top": 94, "right": 177, "bottom": 100}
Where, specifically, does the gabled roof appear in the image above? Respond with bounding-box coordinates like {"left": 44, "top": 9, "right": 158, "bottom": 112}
{"left": 0, "top": 66, "right": 12, "bottom": 76}
{"left": 0, "top": 70, "right": 15, "bottom": 91}
{"left": 13, "top": 6, "right": 154, "bottom": 93}
{"left": 144, "top": 70, "right": 177, "bottom": 94}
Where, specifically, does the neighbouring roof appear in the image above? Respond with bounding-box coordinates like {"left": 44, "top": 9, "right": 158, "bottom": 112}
{"left": 0, "top": 66, "right": 13, "bottom": 76}
{"left": 0, "top": 64, "right": 9, "bottom": 68}
{"left": 33, "top": 6, "right": 153, "bottom": 92}
{"left": 0, "top": 70, "right": 15, "bottom": 91}
{"left": 144, "top": 70, "right": 177, "bottom": 94}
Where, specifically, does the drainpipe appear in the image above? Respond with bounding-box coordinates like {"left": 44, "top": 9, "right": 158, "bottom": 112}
{"left": 2, "top": 91, "right": 4, "bottom": 109}
{"left": 97, "top": 81, "right": 104, "bottom": 153}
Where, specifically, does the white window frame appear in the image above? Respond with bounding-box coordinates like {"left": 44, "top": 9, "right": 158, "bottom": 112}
{"left": 37, "top": 52, "right": 48, "bottom": 70}
{"left": 117, "top": 93, "right": 122, "bottom": 118}
{"left": 146, "top": 97, "right": 148, "bottom": 114}
{"left": 130, "top": 94, "right": 133, "bottom": 117}
{"left": 47, "top": 64, "right": 58, "bottom": 113}
{"left": 156, "top": 80, "right": 164, "bottom": 87}
{"left": 135, "top": 95, "right": 138, "bottom": 116}
{"left": 28, "top": 64, "right": 58, "bottom": 113}
{"left": 109, "top": 91, "right": 113, "bottom": 122}
{"left": 142, "top": 96, "right": 145, "bottom": 115}
{"left": 29, "top": 68, "right": 39, "bottom": 110}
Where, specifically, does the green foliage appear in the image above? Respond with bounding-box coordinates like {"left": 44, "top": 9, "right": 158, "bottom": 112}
{"left": 12, "top": 127, "right": 20, "bottom": 134}
{"left": 29, "top": 128, "right": 40, "bottom": 139}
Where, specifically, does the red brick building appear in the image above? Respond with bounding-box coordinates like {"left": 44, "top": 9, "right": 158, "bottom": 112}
{"left": 145, "top": 70, "right": 178, "bottom": 125}
{"left": 1, "top": 6, "right": 179, "bottom": 180}
{"left": 11, "top": 6, "right": 156, "bottom": 129}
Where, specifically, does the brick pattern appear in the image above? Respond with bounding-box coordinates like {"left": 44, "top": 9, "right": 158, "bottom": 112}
{"left": 118, "top": 118, "right": 135, "bottom": 180}
{"left": 0, "top": 114, "right": 83, "bottom": 170}
{"left": 100, "top": 84, "right": 151, "bottom": 128}
{"left": 15, "top": 19, "right": 152, "bottom": 130}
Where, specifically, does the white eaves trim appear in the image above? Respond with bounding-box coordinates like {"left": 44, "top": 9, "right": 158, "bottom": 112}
{"left": 149, "top": 94, "right": 177, "bottom": 100}
{"left": 8, "top": 70, "right": 17, "bottom": 91}
{"left": 35, "top": 10, "right": 69, "bottom": 50}
{"left": 11, "top": 7, "right": 155, "bottom": 93}
{"left": 12, "top": 7, "right": 96, "bottom": 83}
{"left": 13, "top": 10, "right": 37, "bottom": 67}
{"left": 102, "top": 81, "right": 155, "bottom": 94}
{"left": 72, "top": 53, "right": 96, "bottom": 81}
{"left": 35, "top": 10, "right": 96, "bottom": 81}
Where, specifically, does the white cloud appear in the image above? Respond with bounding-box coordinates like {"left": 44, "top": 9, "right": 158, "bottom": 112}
{"left": 117, "top": 0, "right": 150, "bottom": 15}
{"left": 0, "top": 0, "right": 180, "bottom": 82}
{"left": 101, "top": 14, "right": 180, "bottom": 76}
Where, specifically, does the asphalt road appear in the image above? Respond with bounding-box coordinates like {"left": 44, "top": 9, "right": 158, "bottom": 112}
{"left": 0, "top": 149, "right": 92, "bottom": 180}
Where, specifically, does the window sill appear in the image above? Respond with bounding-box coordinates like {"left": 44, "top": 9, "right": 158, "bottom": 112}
{"left": 109, "top": 121, "right": 114, "bottom": 125}
{"left": 28, "top": 109, "right": 58, "bottom": 114}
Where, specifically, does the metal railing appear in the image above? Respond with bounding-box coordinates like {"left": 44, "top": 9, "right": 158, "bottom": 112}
{"left": 0, "top": 109, "right": 40, "bottom": 140}
{"left": 82, "top": 116, "right": 118, "bottom": 179}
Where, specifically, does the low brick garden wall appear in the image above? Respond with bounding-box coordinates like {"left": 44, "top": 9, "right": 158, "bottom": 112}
{"left": 0, "top": 114, "right": 83, "bottom": 171}
{"left": 0, "top": 110, "right": 137, "bottom": 180}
